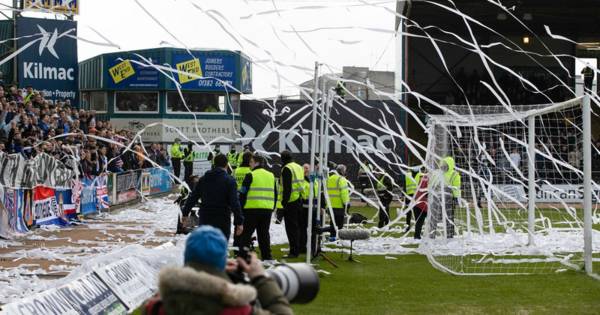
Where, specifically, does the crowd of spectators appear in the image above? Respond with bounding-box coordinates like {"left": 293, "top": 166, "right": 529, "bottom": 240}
{"left": 0, "top": 85, "right": 171, "bottom": 178}
{"left": 446, "top": 68, "right": 572, "bottom": 105}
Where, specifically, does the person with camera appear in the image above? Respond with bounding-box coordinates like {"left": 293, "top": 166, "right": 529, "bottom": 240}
{"left": 145, "top": 226, "right": 292, "bottom": 315}
{"left": 181, "top": 154, "right": 243, "bottom": 240}
{"left": 239, "top": 154, "right": 277, "bottom": 261}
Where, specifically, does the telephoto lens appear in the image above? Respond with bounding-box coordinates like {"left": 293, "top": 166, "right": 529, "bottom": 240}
{"left": 265, "top": 263, "right": 319, "bottom": 304}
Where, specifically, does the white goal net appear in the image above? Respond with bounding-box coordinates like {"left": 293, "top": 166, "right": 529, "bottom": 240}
{"left": 420, "top": 96, "right": 600, "bottom": 275}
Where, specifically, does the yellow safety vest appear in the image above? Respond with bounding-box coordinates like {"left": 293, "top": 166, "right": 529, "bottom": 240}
{"left": 405, "top": 171, "right": 417, "bottom": 195}
{"left": 170, "top": 143, "right": 184, "bottom": 159}
{"left": 184, "top": 150, "right": 194, "bottom": 162}
{"left": 276, "top": 181, "right": 283, "bottom": 210}
{"left": 245, "top": 168, "right": 276, "bottom": 210}
{"left": 302, "top": 178, "right": 319, "bottom": 200}
{"left": 377, "top": 176, "right": 387, "bottom": 191}
{"left": 234, "top": 166, "right": 252, "bottom": 190}
{"left": 281, "top": 162, "right": 304, "bottom": 203}
{"left": 327, "top": 173, "right": 349, "bottom": 209}
{"left": 228, "top": 152, "right": 238, "bottom": 168}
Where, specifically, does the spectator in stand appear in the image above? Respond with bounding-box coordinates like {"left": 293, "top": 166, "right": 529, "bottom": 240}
{"left": 509, "top": 148, "right": 521, "bottom": 170}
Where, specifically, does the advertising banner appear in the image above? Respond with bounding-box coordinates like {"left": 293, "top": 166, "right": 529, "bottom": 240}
{"left": 4, "top": 188, "right": 28, "bottom": 233}
{"left": 22, "top": 189, "right": 34, "bottom": 227}
{"left": 106, "top": 56, "right": 160, "bottom": 89}
{"left": 110, "top": 118, "right": 240, "bottom": 143}
{"left": 0, "top": 272, "right": 127, "bottom": 315}
{"left": 80, "top": 178, "right": 98, "bottom": 215}
{"left": 93, "top": 257, "right": 156, "bottom": 310}
{"left": 115, "top": 171, "right": 140, "bottom": 204}
{"left": 33, "top": 186, "right": 67, "bottom": 226}
{"left": 171, "top": 52, "right": 236, "bottom": 91}
{"left": 55, "top": 188, "right": 77, "bottom": 219}
{"left": 241, "top": 100, "right": 406, "bottom": 182}
{"left": 149, "top": 167, "right": 172, "bottom": 194}
{"left": 489, "top": 184, "right": 600, "bottom": 204}
{"left": 96, "top": 174, "right": 110, "bottom": 210}
{"left": 24, "top": 0, "right": 79, "bottom": 16}
{"left": 141, "top": 172, "right": 151, "bottom": 196}
{"left": 17, "top": 17, "right": 78, "bottom": 105}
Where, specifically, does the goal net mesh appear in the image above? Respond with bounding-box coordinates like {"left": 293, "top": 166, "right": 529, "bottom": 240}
{"left": 419, "top": 97, "right": 600, "bottom": 275}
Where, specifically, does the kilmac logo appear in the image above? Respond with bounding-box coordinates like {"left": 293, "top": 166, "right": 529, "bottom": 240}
{"left": 22, "top": 24, "right": 76, "bottom": 81}
{"left": 241, "top": 122, "right": 394, "bottom": 154}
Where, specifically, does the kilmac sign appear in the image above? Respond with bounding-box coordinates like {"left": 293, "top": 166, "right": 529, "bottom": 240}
{"left": 17, "top": 17, "right": 78, "bottom": 105}
{"left": 241, "top": 99, "right": 407, "bottom": 181}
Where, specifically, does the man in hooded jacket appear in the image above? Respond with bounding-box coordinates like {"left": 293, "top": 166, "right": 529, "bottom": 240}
{"left": 145, "top": 226, "right": 292, "bottom": 315}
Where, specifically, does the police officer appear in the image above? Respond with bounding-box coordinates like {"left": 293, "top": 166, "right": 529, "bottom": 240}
{"left": 183, "top": 143, "right": 195, "bottom": 184}
{"left": 227, "top": 146, "right": 239, "bottom": 170}
{"left": 278, "top": 151, "right": 305, "bottom": 258}
{"left": 376, "top": 171, "right": 394, "bottom": 228}
{"left": 239, "top": 154, "right": 277, "bottom": 261}
{"left": 181, "top": 154, "right": 243, "bottom": 240}
{"left": 234, "top": 151, "right": 253, "bottom": 190}
{"left": 326, "top": 164, "right": 350, "bottom": 240}
{"left": 170, "top": 138, "right": 184, "bottom": 179}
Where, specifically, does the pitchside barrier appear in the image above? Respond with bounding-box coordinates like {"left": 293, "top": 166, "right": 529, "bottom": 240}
{"left": 0, "top": 151, "right": 174, "bottom": 239}
{"left": 0, "top": 243, "right": 180, "bottom": 314}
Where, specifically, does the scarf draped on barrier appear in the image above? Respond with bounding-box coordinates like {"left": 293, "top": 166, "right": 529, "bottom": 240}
{"left": 0, "top": 151, "right": 173, "bottom": 239}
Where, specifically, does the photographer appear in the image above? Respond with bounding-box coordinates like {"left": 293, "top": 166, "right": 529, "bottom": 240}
{"left": 148, "top": 226, "right": 292, "bottom": 315}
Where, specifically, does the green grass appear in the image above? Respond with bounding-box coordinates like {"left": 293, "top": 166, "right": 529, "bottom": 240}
{"left": 281, "top": 251, "right": 600, "bottom": 315}
{"left": 132, "top": 205, "right": 600, "bottom": 314}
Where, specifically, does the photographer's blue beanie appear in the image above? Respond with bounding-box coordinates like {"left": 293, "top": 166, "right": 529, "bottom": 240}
{"left": 184, "top": 226, "right": 228, "bottom": 270}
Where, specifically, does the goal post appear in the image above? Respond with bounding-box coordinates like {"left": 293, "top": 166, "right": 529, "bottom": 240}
{"left": 420, "top": 96, "right": 598, "bottom": 276}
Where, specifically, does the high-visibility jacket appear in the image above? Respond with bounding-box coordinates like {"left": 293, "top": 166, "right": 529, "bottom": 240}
{"left": 281, "top": 162, "right": 304, "bottom": 203}
{"left": 276, "top": 181, "right": 283, "bottom": 210}
{"left": 302, "top": 177, "right": 319, "bottom": 208}
{"left": 414, "top": 172, "right": 423, "bottom": 186}
{"left": 405, "top": 171, "right": 417, "bottom": 195}
{"left": 170, "top": 143, "right": 184, "bottom": 159}
{"left": 234, "top": 166, "right": 252, "bottom": 190}
{"left": 302, "top": 177, "right": 319, "bottom": 200}
{"left": 377, "top": 175, "right": 388, "bottom": 192}
{"left": 237, "top": 151, "right": 245, "bottom": 165}
{"left": 442, "top": 157, "right": 461, "bottom": 198}
{"left": 184, "top": 149, "right": 194, "bottom": 162}
{"left": 228, "top": 152, "right": 239, "bottom": 168}
{"left": 327, "top": 172, "right": 350, "bottom": 209}
{"left": 245, "top": 168, "right": 276, "bottom": 210}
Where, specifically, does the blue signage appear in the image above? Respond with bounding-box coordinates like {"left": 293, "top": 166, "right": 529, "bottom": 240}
{"left": 149, "top": 167, "right": 172, "bottom": 194}
{"left": 17, "top": 17, "right": 78, "bottom": 105}
{"left": 171, "top": 53, "right": 237, "bottom": 92}
{"left": 105, "top": 55, "right": 160, "bottom": 89}
{"left": 80, "top": 178, "right": 97, "bottom": 215}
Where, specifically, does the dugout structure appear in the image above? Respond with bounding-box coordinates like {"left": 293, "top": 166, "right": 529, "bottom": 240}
{"left": 420, "top": 96, "right": 600, "bottom": 277}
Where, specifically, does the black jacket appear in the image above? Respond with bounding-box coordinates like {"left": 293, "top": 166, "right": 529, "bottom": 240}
{"left": 182, "top": 167, "right": 243, "bottom": 225}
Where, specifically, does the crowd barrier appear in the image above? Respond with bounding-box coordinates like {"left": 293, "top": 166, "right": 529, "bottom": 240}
{"left": 0, "top": 151, "right": 174, "bottom": 239}
{"left": 0, "top": 243, "right": 181, "bottom": 314}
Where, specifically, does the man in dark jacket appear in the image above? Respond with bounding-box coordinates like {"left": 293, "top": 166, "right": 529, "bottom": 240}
{"left": 278, "top": 150, "right": 304, "bottom": 258}
{"left": 182, "top": 154, "right": 243, "bottom": 240}
{"left": 148, "top": 226, "right": 292, "bottom": 315}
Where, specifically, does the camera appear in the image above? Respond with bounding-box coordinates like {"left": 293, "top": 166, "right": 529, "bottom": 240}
{"left": 266, "top": 263, "right": 320, "bottom": 304}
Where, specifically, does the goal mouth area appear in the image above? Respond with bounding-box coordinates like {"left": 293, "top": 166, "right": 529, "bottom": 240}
{"left": 428, "top": 97, "right": 584, "bottom": 128}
